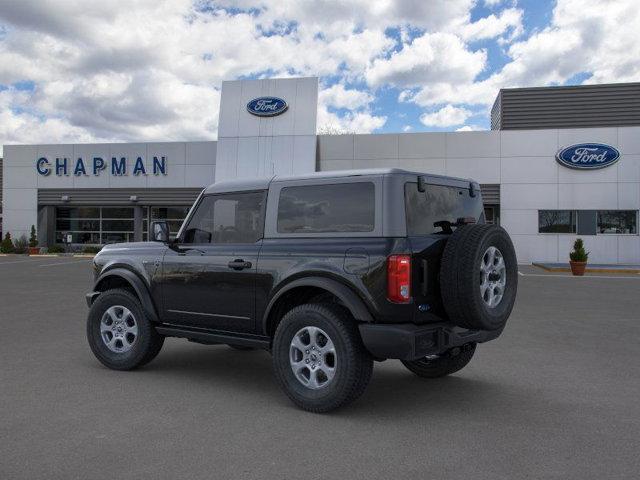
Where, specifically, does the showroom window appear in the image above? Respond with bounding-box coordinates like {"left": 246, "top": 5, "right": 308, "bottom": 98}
{"left": 597, "top": 210, "right": 638, "bottom": 234}
{"left": 56, "top": 207, "right": 134, "bottom": 244}
{"left": 538, "top": 210, "right": 577, "bottom": 233}
{"left": 143, "top": 206, "right": 191, "bottom": 241}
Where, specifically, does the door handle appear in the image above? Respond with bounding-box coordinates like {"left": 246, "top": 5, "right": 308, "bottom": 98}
{"left": 228, "top": 259, "right": 252, "bottom": 270}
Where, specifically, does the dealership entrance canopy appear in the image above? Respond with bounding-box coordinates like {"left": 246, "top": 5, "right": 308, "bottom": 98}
{"left": 2, "top": 78, "right": 639, "bottom": 264}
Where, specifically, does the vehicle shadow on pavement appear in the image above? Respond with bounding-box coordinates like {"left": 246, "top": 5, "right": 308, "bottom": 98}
{"left": 95, "top": 342, "right": 525, "bottom": 418}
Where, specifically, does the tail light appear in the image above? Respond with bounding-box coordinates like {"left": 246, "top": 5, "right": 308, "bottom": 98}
{"left": 387, "top": 255, "right": 411, "bottom": 303}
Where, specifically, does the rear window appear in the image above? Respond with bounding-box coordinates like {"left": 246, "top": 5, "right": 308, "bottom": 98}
{"left": 277, "top": 182, "right": 375, "bottom": 233}
{"left": 405, "top": 182, "right": 483, "bottom": 235}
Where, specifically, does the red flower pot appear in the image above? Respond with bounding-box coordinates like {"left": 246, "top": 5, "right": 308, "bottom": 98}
{"left": 569, "top": 261, "right": 587, "bottom": 276}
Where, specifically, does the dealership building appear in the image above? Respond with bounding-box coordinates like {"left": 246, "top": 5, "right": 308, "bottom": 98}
{"left": 1, "top": 78, "right": 639, "bottom": 264}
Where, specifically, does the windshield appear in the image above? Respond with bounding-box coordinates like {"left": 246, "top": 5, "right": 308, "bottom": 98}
{"left": 404, "top": 182, "right": 484, "bottom": 235}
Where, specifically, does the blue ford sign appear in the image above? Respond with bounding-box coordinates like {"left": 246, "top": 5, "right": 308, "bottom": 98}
{"left": 247, "top": 97, "right": 288, "bottom": 117}
{"left": 556, "top": 143, "right": 620, "bottom": 170}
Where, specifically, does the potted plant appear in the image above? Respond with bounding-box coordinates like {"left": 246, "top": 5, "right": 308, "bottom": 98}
{"left": 569, "top": 238, "right": 589, "bottom": 276}
{"left": 28, "top": 225, "right": 40, "bottom": 255}
{"left": 1, "top": 232, "right": 15, "bottom": 253}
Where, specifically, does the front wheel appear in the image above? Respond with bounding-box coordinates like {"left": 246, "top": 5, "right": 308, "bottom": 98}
{"left": 272, "top": 304, "right": 373, "bottom": 413}
{"left": 401, "top": 343, "right": 476, "bottom": 378}
{"left": 87, "top": 288, "right": 164, "bottom": 370}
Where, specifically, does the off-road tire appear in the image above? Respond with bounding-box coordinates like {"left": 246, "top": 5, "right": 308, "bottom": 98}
{"left": 440, "top": 224, "right": 518, "bottom": 331}
{"left": 401, "top": 343, "right": 476, "bottom": 378}
{"left": 272, "top": 303, "right": 373, "bottom": 413}
{"left": 87, "top": 288, "right": 164, "bottom": 370}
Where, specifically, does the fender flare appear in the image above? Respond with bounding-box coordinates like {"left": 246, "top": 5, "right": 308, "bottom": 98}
{"left": 262, "top": 276, "right": 374, "bottom": 333}
{"left": 94, "top": 268, "right": 160, "bottom": 323}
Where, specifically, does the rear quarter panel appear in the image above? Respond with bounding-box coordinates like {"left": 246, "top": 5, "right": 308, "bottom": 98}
{"left": 256, "top": 237, "right": 416, "bottom": 331}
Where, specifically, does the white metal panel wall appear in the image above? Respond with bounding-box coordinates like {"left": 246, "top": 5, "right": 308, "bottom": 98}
{"left": 317, "top": 127, "right": 640, "bottom": 265}
{"left": 2, "top": 141, "right": 216, "bottom": 241}
{"left": 215, "top": 77, "right": 318, "bottom": 181}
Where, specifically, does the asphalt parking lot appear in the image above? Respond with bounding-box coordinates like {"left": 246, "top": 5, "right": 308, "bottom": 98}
{"left": 1, "top": 256, "right": 639, "bottom": 479}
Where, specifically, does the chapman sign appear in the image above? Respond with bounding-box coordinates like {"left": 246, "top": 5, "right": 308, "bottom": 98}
{"left": 246, "top": 97, "right": 288, "bottom": 117}
{"left": 556, "top": 143, "right": 620, "bottom": 170}
{"left": 36, "top": 156, "right": 168, "bottom": 177}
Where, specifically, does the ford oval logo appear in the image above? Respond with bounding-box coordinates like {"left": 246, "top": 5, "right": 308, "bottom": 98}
{"left": 556, "top": 143, "right": 620, "bottom": 170}
{"left": 246, "top": 97, "right": 288, "bottom": 117}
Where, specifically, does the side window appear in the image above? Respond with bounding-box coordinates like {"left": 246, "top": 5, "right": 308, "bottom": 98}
{"left": 277, "top": 182, "right": 375, "bottom": 233}
{"left": 183, "top": 192, "right": 265, "bottom": 244}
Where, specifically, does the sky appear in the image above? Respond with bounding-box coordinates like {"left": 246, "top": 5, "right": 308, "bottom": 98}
{"left": 0, "top": 0, "right": 638, "bottom": 154}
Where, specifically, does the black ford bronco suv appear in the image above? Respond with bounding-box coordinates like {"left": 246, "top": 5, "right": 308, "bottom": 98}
{"left": 86, "top": 169, "right": 517, "bottom": 412}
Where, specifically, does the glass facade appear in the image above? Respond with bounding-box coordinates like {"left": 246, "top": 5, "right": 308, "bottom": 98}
{"left": 56, "top": 207, "right": 134, "bottom": 244}
{"left": 539, "top": 210, "right": 638, "bottom": 235}
{"left": 55, "top": 205, "right": 192, "bottom": 245}
{"left": 538, "top": 210, "right": 577, "bottom": 233}
{"left": 144, "top": 206, "right": 191, "bottom": 240}
{"left": 597, "top": 210, "right": 637, "bottom": 234}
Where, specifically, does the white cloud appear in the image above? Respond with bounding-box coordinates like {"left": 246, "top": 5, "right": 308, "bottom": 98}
{"left": 420, "top": 105, "right": 472, "bottom": 127}
{"left": 366, "top": 32, "right": 486, "bottom": 88}
{"left": 456, "top": 125, "right": 484, "bottom": 131}
{"left": 319, "top": 84, "right": 373, "bottom": 110}
{"left": 0, "top": 0, "right": 638, "bottom": 147}
{"left": 404, "top": 0, "right": 640, "bottom": 110}
{"left": 402, "top": 125, "right": 413, "bottom": 132}
{"left": 317, "top": 82, "right": 384, "bottom": 133}
{"left": 459, "top": 7, "right": 523, "bottom": 42}
{"left": 317, "top": 106, "right": 386, "bottom": 134}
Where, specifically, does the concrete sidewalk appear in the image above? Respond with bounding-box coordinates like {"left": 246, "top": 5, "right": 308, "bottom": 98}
{"left": 532, "top": 262, "right": 640, "bottom": 274}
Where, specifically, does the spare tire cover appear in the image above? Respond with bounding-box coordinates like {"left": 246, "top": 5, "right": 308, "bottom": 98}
{"left": 439, "top": 224, "right": 518, "bottom": 331}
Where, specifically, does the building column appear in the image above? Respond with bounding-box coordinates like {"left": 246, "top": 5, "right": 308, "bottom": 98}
{"left": 133, "top": 206, "right": 144, "bottom": 242}
{"left": 37, "top": 206, "right": 56, "bottom": 247}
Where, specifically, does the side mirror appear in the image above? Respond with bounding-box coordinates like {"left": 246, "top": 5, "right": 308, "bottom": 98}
{"left": 151, "top": 221, "right": 170, "bottom": 243}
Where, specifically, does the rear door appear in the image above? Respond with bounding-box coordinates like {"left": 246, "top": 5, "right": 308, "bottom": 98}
{"left": 404, "top": 180, "right": 484, "bottom": 318}
{"left": 161, "top": 191, "right": 266, "bottom": 333}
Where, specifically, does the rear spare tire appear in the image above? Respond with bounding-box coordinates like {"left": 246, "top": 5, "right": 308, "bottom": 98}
{"left": 440, "top": 224, "right": 517, "bottom": 331}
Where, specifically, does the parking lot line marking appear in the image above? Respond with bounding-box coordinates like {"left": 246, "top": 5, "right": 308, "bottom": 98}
{"left": 0, "top": 258, "right": 53, "bottom": 265}
{"left": 519, "top": 272, "right": 640, "bottom": 280}
{"left": 38, "top": 260, "right": 92, "bottom": 267}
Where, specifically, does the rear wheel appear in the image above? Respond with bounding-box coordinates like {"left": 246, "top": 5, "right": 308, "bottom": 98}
{"left": 87, "top": 289, "right": 164, "bottom": 370}
{"left": 272, "top": 303, "right": 373, "bottom": 413}
{"left": 401, "top": 344, "right": 476, "bottom": 378}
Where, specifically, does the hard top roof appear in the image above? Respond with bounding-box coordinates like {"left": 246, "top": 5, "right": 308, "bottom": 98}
{"left": 202, "top": 168, "right": 473, "bottom": 194}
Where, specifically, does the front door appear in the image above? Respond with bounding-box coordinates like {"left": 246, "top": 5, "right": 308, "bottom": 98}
{"left": 160, "top": 191, "right": 266, "bottom": 333}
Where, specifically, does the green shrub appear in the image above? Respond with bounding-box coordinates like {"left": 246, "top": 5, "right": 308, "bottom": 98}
{"left": 1, "top": 233, "right": 15, "bottom": 253}
{"left": 14, "top": 235, "right": 28, "bottom": 254}
{"left": 569, "top": 238, "right": 589, "bottom": 262}
{"left": 47, "top": 244, "right": 66, "bottom": 254}
{"left": 82, "top": 246, "right": 102, "bottom": 254}
{"left": 29, "top": 225, "right": 38, "bottom": 248}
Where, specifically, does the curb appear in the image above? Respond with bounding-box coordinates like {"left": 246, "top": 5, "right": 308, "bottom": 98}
{"left": 532, "top": 263, "right": 640, "bottom": 275}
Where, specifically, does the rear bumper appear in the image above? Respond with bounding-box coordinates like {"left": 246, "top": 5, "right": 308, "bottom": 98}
{"left": 358, "top": 322, "right": 503, "bottom": 361}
